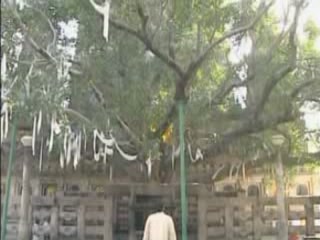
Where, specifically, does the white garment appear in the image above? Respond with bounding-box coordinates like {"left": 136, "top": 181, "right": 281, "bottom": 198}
{"left": 142, "top": 212, "right": 177, "bottom": 240}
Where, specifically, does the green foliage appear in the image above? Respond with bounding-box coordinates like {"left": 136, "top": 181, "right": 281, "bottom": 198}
{"left": 1, "top": 0, "right": 319, "bottom": 175}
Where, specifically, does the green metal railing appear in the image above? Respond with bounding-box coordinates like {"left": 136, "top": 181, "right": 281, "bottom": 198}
{"left": 1, "top": 117, "right": 18, "bottom": 240}
{"left": 178, "top": 100, "right": 188, "bottom": 240}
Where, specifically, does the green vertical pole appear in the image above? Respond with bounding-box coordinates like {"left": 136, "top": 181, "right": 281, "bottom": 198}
{"left": 1, "top": 117, "right": 17, "bottom": 240}
{"left": 178, "top": 100, "right": 188, "bottom": 240}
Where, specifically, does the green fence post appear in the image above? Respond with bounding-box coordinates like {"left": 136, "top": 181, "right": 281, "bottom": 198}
{"left": 178, "top": 100, "right": 188, "bottom": 240}
{"left": 1, "top": 117, "right": 18, "bottom": 240}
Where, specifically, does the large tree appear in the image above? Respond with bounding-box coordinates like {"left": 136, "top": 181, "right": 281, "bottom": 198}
{"left": 1, "top": 0, "right": 319, "bottom": 182}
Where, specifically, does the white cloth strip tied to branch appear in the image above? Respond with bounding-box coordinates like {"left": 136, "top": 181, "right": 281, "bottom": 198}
{"left": 3, "top": 105, "right": 9, "bottom": 141}
{"left": 0, "top": 116, "right": 3, "bottom": 143}
{"left": 39, "top": 137, "right": 44, "bottom": 171}
{"left": 103, "top": 145, "right": 108, "bottom": 164}
{"left": 60, "top": 151, "right": 65, "bottom": 168}
{"left": 105, "top": 145, "right": 114, "bottom": 156}
{"left": 174, "top": 145, "right": 180, "bottom": 157}
{"left": 66, "top": 133, "right": 72, "bottom": 165}
{"left": 83, "top": 127, "right": 87, "bottom": 151}
{"left": 63, "top": 131, "right": 68, "bottom": 158}
{"left": 187, "top": 144, "right": 204, "bottom": 163}
{"left": 93, "top": 129, "right": 100, "bottom": 161}
{"left": 113, "top": 139, "right": 137, "bottom": 161}
{"left": 1, "top": 53, "right": 7, "bottom": 82}
{"left": 89, "top": 0, "right": 111, "bottom": 42}
{"left": 94, "top": 129, "right": 137, "bottom": 161}
{"left": 32, "top": 115, "right": 37, "bottom": 156}
{"left": 195, "top": 148, "right": 204, "bottom": 161}
{"left": 235, "top": 163, "right": 241, "bottom": 178}
{"left": 48, "top": 114, "right": 55, "bottom": 153}
{"left": 242, "top": 163, "right": 246, "bottom": 180}
{"left": 73, "top": 133, "right": 81, "bottom": 169}
{"left": 95, "top": 129, "right": 114, "bottom": 147}
{"left": 145, "top": 152, "right": 152, "bottom": 178}
{"left": 0, "top": 116, "right": 4, "bottom": 144}
{"left": 37, "top": 110, "right": 42, "bottom": 134}
{"left": 1, "top": 103, "right": 8, "bottom": 143}
{"left": 212, "top": 164, "right": 225, "bottom": 180}
{"left": 171, "top": 145, "right": 175, "bottom": 170}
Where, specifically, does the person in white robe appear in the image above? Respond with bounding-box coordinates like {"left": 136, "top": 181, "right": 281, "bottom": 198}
{"left": 142, "top": 202, "right": 177, "bottom": 240}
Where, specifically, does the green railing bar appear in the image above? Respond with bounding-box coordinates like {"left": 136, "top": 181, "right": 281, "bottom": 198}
{"left": 1, "top": 117, "right": 18, "bottom": 240}
{"left": 178, "top": 100, "right": 188, "bottom": 240}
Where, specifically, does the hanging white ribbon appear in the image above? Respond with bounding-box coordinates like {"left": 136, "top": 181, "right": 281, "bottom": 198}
{"left": 0, "top": 116, "right": 3, "bottom": 143}
{"left": 195, "top": 148, "right": 203, "bottom": 161}
{"left": 188, "top": 144, "right": 204, "bottom": 163}
{"left": 32, "top": 115, "right": 37, "bottom": 156}
{"left": 89, "top": 0, "right": 111, "bottom": 42}
{"left": 52, "top": 119, "right": 61, "bottom": 135}
{"left": 37, "top": 110, "right": 42, "bottom": 134}
{"left": 94, "top": 129, "right": 114, "bottom": 147}
{"left": 48, "top": 115, "right": 55, "bottom": 153}
{"left": 114, "top": 140, "right": 137, "bottom": 161}
{"left": 83, "top": 127, "right": 87, "bottom": 151}
{"left": 103, "top": 145, "right": 108, "bottom": 164}
{"left": 93, "top": 129, "right": 137, "bottom": 161}
{"left": 63, "top": 131, "right": 68, "bottom": 157}
{"left": 66, "top": 134, "right": 72, "bottom": 165}
{"left": 78, "top": 131, "right": 82, "bottom": 160}
{"left": 174, "top": 145, "right": 180, "bottom": 157}
{"left": 73, "top": 133, "right": 80, "bottom": 168}
{"left": 60, "top": 151, "right": 64, "bottom": 168}
{"left": 73, "top": 133, "right": 79, "bottom": 167}
{"left": 188, "top": 144, "right": 196, "bottom": 162}
{"left": 1, "top": 53, "right": 7, "bottom": 82}
{"left": 39, "top": 137, "right": 44, "bottom": 171}
{"left": 4, "top": 106, "right": 9, "bottom": 140}
{"left": 105, "top": 146, "right": 114, "bottom": 156}
{"left": 93, "top": 130, "right": 100, "bottom": 161}
{"left": 171, "top": 145, "right": 175, "bottom": 170}
{"left": 145, "top": 153, "right": 152, "bottom": 178}
{"left": 212, "top": 164, "right": 225, "bottom": 180}
{"left": 109, "top": 165, "right": 113, "bottom": 181}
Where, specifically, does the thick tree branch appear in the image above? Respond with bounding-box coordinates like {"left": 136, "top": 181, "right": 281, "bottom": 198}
{"left": 27, "top": 6, "right": 57, "bottom": 52}
{"left": 205, "top": 108, "right": 299, "bottom": 158}
{"left": 89, "top": 81, "right": 143, "bottom": 147}
{"left": 253, "top": 2, "right": 302, "bottom": 116}
{"left": 290, "top": 80, "right": 317, "bottom": 99}
{"left": 109, "top": 18, "right": 184, "bottom": 77}
{"left": 211, "top": 75, "right": 254, "bottom": 106}
{"left": 149, "top": 2, "right": 273, "bottom": 140}
{"left": 185, "top": 1, "right": 273, "bottom": 78}
{"left": 11, "top": 8, "right": 57, "bottom": 64}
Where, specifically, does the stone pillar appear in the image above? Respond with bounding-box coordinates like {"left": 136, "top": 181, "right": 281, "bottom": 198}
{"left": 253, "top": 201, "right": 262, "bottom": 240}
{"left": 104, "top": 196, "right": 113, "bottom": 240}
{"left": 128, "top": 188, "right": 136, "bottom": 240}
{"left": 18, "top": 138, "right": 32, "bottom": 240}
{"left": 275, "top": 152, "right": 288, "bottom": 240}
{"left": 77, "top": 204, "right": 85, "bottom": 240}
{"left": 225, "top": 205, "right": 234, "bottom": 240}
{"left": 50, "top": 206, "right": 59, "bottom": 240}
{"left": 305, "top": 199, "right": 315, "bottom": 236}
{"left": 197, "top": 195, "right": 208, "bottom": 240}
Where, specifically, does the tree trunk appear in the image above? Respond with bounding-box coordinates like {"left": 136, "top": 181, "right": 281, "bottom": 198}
{"left": 275, "top": 151, "right": 288, "bottom": 240}
{"left": 18, "top": 147, "right": 31, "bottom": 240}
